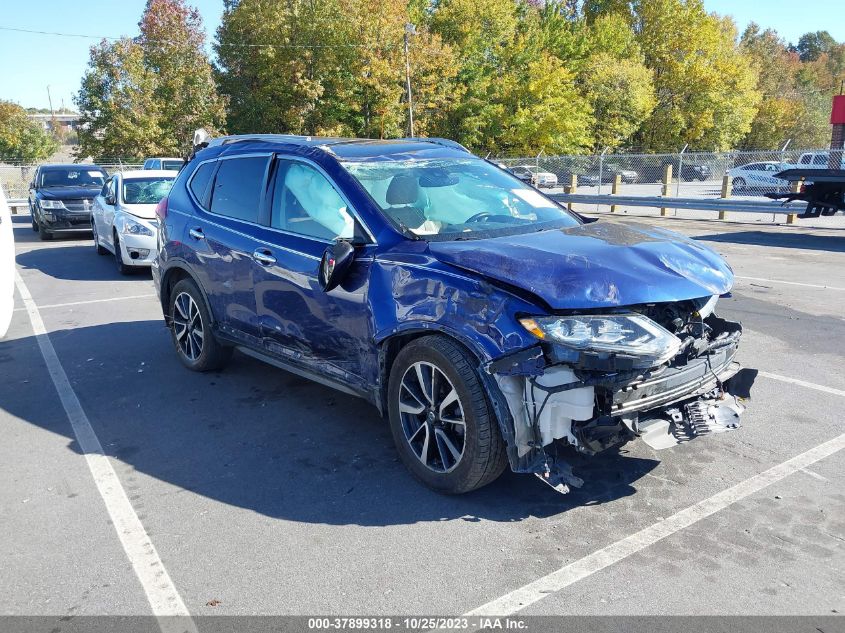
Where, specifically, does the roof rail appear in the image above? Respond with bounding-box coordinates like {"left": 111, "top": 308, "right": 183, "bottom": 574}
{"left": 397, "top": 137, "right": 471, "bottom": 153}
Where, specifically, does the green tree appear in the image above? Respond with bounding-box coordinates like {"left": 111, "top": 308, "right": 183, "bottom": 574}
{"left": 75, "top": 0, "right": 223, "bottom": 160}
{"left": 633, "top": 0, "right": 760, "bottom": 151}
{"left": 432, "top": 0, "right": 591, "bottom": 154}
{"left": 0, "top": 101, "right": 59, "bottom": 162}
{"left": 215, "top": 0, "right": 458, "bottom": 138}
{"left": 138, "top": 0, "right": 226, "bottom": 149}
{"left": 795, "top": 30, "right": 837, "bottom": 62}
{"left": 75, "top": 38, "right": 164, "bottom": 160}
{"left": 582, "top": 52, "right": 655, "bottom": 150}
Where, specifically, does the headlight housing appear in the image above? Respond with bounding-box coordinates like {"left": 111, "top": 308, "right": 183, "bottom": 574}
{"left": 122, "top": 217, "right": 154, "bottom": 236}
{"left": 519, "top": 313, "right": 682, "bottom": 367}
{"left": 40, "top": 200, "right": 65, "bottom": 209}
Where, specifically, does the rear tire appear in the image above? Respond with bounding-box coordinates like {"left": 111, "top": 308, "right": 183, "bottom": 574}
{"left": 387, "top": 336, "right": 508, "bottom": 494}
{"left": 169, "top": 278, "right": 232, "bottom": 372}
{"left": 92, "top": 221, "right": 108, "bottom": 255}
{"left": 733, "top": 177, "right": 746, "bottom": 189}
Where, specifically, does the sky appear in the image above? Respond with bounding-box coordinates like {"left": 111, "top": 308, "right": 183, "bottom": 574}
{"left": 1, "top": 0, "right": 844, "bottom": 111}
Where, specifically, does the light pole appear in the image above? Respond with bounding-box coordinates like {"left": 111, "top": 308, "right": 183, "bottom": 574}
{"left": 404, "top": 23, "right": 416, "bottom": 138}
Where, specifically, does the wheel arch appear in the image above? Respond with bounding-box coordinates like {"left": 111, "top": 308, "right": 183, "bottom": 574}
{"left": 158, "top": 262, "right": 216, "bottom": 328}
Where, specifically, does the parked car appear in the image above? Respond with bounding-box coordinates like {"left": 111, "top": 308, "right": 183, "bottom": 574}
{"left": 92, "top": 170, "right": 175, "bottom": 274}
{"left": 143, "top": 157, "right": 184, "bottom": 171}
{"left": 727, "top": 161, "right": 792, "bottom": 192}
{"left": 639, "top": 161, "right": 711, "bottom": 183}
{"left": 153, "top": 133, "right": 750, "bottom": 495}
{"left": 0, "top": 185, "right": 13, "bottom": 338}
{"left": 796, "top": 151, "right": 844, "bottom": 169}
{"left": 508, "top": 165, "right": 558, "bottom": 188}
{"left": 572, "top": 165, "right": 639, "bottom": 186}
{"left": 29, "top": 164, "right": 108, "bottom": 240}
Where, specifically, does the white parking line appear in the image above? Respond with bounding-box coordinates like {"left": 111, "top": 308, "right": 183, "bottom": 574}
{"left": 12, "top": 293, "right": 156, "bottom": 312}
{"left": 465, "top": 432, "right": 845, "bottom": 616}
{"left": 735, "top": 275, "right": 845, "bottom": 291}
{"left": 14, "top": 271, "right": 196, "bottom": 633}
{"left": 758, "top": 371, "right": 845, "bottom": 398}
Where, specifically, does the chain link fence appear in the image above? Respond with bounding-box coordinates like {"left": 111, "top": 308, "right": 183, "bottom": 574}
{"left": 0, "top": 162, "right": 143, "bottom": 202}
{"left": 497, "top": 148, "right": 831, "bottom": 201}
{"left": 1, "top": 148, "right": 835, "bottom": 206}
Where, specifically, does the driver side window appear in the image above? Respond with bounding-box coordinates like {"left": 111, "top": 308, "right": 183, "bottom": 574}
{"left": 270, "top": 160, "right": 355, "bottom": 241}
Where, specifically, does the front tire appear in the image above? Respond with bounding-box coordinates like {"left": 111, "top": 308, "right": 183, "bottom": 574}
{"left": 113, "top": 232, "right": 132, "bottom": 275}
{"left": 38, "top": 221, "right": 53, "bottom": 241}
{"left": 387, "top": 336, "right": 508, "bottom": 494}
{"left": 169, "top": 278, "right": 232, "bottom": 372}
{"left": 733, "top": 177, "right": 746, "bottom": 189}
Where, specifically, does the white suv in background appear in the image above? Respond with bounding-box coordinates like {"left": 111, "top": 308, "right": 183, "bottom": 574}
{"left": 143, "top": 157, "right": 184, "bottom": 171}
{"left": 91, "top": 170, "right": 175, "bottom": 274}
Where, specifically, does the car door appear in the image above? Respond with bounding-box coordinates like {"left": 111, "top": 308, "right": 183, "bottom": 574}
{"left": 248, "top": 156, "right": 376, "bottom": 389}
{"left": 98, "top": 175, "right": 119, "bottom": 249}
{"left": 187, "top": 154, "right": 271, "bottom": 346}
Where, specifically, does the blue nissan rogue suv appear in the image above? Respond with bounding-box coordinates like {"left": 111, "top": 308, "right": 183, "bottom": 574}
{"left": 153, "top": 133, "right": 752, "bottom": 495}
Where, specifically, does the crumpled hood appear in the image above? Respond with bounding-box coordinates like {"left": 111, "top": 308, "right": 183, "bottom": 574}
{"left": 122, "top": 203, "right": 158, "bottom": 220}
{"left": 428, "top": 221, "right": 733, "bottom": 310}
{"left": 38, "top": 186, "right": 100, "bottom": 200}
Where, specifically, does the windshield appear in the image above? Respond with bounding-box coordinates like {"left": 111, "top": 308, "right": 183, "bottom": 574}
{"left": 122, "top": 177, "right": 174, "bottom": 204}
{"left": 41, "top": 169, "right": 106, "bottom": 188}
{"left": 342, "top": 157, "right": 579, "bottom": 239}
{"left": 162, "top": 160, "right": 183, "bottom": 171}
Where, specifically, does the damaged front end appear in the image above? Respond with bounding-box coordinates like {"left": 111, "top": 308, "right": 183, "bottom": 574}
{"left": 486, "top": 296, "right": 756, "bottom": 494}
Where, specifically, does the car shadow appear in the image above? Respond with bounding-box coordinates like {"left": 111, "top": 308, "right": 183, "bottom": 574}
{"left": 694, "top": 230, "right": 845, "bottom": 253}
{"left": 1, "top": 318, "right": 660, "bottom": 526}
{"left": 16, "top": 245, "right": 150, "bottom": 280}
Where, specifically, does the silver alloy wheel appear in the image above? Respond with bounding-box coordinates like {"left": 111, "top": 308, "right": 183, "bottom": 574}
{"left": 398, "top": 361, "right": 466, "bottom": 473}
{"left": 173, "top": 292, "right": 204, "bottom": 362}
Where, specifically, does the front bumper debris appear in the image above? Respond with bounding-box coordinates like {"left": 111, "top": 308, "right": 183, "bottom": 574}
{"left": 486, "top": 311, "right": 754, "bottom": 494}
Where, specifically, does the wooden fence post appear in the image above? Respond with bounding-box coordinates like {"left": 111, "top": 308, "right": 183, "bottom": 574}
{"left": 719, "top": 175, "right": 732, "bottom": 220}
{"left": 610, "top": 174, "right": 621, "bottom": 213}
{"left": 786, "top": 179, "right": 802, "bottom": 224}
{"left": 565, "top": 173, "right": 577, "bottom": 211}
{"left": 661, "top": 164, "right": 673, "bottom": 216}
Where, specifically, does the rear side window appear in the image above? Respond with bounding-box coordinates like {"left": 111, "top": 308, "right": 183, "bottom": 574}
{"left": 812, "top": 154, "right": 827, "bottom": 165}
{"left": 209, "top": 157, "right": 268, "bottom": 223}
{"left": 189, "top": 162, "right": 216, "bottom": 205}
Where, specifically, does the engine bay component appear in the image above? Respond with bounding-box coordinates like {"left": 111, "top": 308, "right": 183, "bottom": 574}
{"left": 637, "top": 392, "right": 745, "bottom": 450}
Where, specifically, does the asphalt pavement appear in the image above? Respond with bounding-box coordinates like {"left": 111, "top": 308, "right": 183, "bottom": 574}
{"left": 1, "top": 210, "right": 844, "bottom": 625}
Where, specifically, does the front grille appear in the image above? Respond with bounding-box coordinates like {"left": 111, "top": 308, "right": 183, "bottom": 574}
{"left": 62, "top": 199, "right": 94, "bottom": 213}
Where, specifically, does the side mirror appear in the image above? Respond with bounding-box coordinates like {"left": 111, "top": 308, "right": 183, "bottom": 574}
{"left": 318, "top": 240, "right": 355, "bottom": 292}
{"left": 105, "top": 194, "right": 116, "bottom": 206}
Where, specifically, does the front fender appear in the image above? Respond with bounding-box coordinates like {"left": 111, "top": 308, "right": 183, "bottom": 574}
{"left": 369, "top": 257, "right": 541, "bottom": 365}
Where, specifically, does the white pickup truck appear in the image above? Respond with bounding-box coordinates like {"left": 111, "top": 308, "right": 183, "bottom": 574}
{"left": 796, "top": 151, "right": 845, "bottom": 169}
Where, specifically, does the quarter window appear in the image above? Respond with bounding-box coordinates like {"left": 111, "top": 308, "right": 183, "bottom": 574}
{"left": 209, "top": 157, "right": 268, "bottom": 223}
{"left": 270, "top": 160, "right": 355, "bottom": 240}
{"left": 189, "top": 162, "right": 216, "bottom": 204}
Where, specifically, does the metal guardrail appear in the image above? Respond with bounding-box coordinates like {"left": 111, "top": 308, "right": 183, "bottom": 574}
{"left": 549, "top": 193, "right": 804, "bottom": 216}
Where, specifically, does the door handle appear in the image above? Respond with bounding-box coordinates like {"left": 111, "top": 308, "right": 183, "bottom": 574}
{"left": 252, "top": 249, "right": 276, "bottom": 266}
{"left": 189, "top": 227, "right": 205, "bottom": 240}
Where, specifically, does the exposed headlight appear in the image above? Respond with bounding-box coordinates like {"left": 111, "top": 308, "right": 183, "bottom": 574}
{"left": 122, "top": 217, "right": 154, "bottom": 236}
{"left": 40, "top": 200, "right": 65, "bottom": 209}
{"left": 519, "top": 313, "right": 682, "bottom": 366}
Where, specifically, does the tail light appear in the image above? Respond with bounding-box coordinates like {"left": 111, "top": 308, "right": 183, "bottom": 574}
{"left": 155, "top": 196, "right": 169, "bottom": 221}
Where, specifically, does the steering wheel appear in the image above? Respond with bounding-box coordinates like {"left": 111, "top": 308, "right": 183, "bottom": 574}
{"left": 464, "top": 211, "right": 495, "bottom": 223}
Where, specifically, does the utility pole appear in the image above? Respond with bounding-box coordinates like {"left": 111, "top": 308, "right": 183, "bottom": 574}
{"left": 46, "top": 85, "right": 56, "bottom": 132}
{"left": 404, "top": 23, "right": 416, "bottom": 138}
